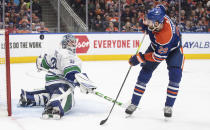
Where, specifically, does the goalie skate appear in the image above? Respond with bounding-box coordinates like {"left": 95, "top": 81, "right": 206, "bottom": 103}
{"left": 18, "top": 89, "right": 35, "bottom": 107}
{"left": 41, "top": 106, "right": 62, "bottom": 120}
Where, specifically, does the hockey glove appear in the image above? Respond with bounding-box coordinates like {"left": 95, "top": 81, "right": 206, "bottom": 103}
{"left": 129, "top": 52, "right": 145, "bottom": 66}
{"left": 79, "top": 81, "right": 97, "bottom": 94}
{"left": 74, "top": 73, "right": 97, "bottom": 94}
{"left": 80, "top": 86, "right": 95, "bottom": 94}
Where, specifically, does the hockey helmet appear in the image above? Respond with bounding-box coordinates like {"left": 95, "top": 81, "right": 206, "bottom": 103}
{"left": 61, "top": 34, "right": 77, "bottom": 53}
{"left": 146, "top": 5, "right": 166, "bottom": 23}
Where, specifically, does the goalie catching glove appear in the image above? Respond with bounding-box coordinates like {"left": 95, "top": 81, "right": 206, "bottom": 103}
{"left": 129, "top": 52, "right": 145, "bottom": 66}
{"left": 75, "top": 73, "right": 97, "bottom": 94}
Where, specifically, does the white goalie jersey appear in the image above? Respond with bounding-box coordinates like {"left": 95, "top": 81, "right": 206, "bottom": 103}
{"left": 37, "top": 48, "right": 82, "bottom": 85}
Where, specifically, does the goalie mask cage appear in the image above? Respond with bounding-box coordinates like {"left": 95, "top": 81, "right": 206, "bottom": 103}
{"left": 0, "top": 29, "right": 11, "bottom": 116}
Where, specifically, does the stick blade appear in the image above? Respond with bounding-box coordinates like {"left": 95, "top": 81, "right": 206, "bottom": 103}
{"left": 100, "top": 118, "right": 108, "bottom": 125}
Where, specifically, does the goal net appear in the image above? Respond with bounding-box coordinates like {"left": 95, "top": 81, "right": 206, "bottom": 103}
{"left": 0, "top": 29, "right": 11, "bottom": 116}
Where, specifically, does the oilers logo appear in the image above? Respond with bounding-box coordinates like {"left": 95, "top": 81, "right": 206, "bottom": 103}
{"left": 158, "top": 46, "right": 168, "bottom": 54}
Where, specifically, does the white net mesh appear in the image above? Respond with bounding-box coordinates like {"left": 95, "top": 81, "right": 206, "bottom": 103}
{"left": 0, "top": 29, "right": 8, "bottom": 116}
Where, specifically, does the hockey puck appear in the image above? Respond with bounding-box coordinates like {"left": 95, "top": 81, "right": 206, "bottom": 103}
{"left": 40, "top": 34, "right": 44, "bottom": 40}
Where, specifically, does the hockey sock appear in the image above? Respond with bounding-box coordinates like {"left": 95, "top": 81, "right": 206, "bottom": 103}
{"left": 166, "top": 67, "right": 182, "bottom": 107}
{"left": 131, "top": 68, "right": 153, "bottom": 106}
{"left": 165, "top": 81, "right": 179, "bottom": 107}
{"left": 131, "top": 82, "right": 146, "bottom": 106}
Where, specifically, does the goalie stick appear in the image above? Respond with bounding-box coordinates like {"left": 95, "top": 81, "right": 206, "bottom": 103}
{"left": 39, "top": 67, "right": 126, "bottom": 108}
{"left": 93, "top": 91, "right": 126, "bottom": 107}
{"left": 100, "top": 32, "right": 146, "bottom": 125}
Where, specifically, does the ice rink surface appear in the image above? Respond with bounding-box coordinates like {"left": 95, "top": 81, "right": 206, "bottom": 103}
{"left": 0, "top": 59, "right": 210, "bottom": 130}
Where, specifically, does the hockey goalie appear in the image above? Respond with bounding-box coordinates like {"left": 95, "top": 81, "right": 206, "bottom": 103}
{"left": 18, "top": 34, "right": 97, "bottom": 119}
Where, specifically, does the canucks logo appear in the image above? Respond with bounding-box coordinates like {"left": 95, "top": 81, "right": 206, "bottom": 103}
{"left": 51, "top": 57, "right": 57, "bottom": 69}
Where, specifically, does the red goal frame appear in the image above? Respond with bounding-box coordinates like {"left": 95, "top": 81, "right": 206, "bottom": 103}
{"left": 5, "top": 29, "right": 12, "bottom": 116}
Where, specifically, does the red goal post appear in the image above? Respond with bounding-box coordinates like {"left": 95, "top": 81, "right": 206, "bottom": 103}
{"left": 0, "top": 29, "right": 12, "bottom": 116}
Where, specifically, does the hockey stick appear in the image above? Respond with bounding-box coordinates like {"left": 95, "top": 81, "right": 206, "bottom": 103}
{"left": 93, "top": 91, "right": 126, "bottom": 107}
{"left": 39, "top": 67, "right": 126, "bottom": 107}
{"left": 100, "top": 32, "right": 146, "bottom": 125}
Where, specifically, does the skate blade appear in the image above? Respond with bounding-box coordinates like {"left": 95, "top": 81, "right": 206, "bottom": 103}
{"left": 41, "top": 114, "right": 61, "bottom": 120}
{"left": 41, "top": 114, "right": 50, "bottom": 120}
{"left": 164, "top": 117, "right": 171, "bottom": 122}
{"left": 125, "top": 113, "right": 133, "bottom": 118}
{"left": 53, "top": 114, "right": 61, "bottom": 120}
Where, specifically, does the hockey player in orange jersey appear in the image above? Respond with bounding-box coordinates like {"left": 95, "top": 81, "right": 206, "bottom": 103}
{"left": 125, "top": 5, "right": 185, "bottom": 118}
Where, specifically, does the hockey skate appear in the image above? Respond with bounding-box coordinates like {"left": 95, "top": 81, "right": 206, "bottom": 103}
{"left": 125, "top": 104, "right": 137, "bottom": 116}
{"left": 18, "top": 89, "right": 35, "bottom": 107}
{"left": 42, "top": 106, "right": 62, "bottom": 120}
{"left": 164, "top": 106, "right": 172, "bottom": 118}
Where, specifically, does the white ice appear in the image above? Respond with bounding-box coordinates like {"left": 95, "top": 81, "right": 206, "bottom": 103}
{"left": 0, "top": 59, "right": 210, "bottom": 130}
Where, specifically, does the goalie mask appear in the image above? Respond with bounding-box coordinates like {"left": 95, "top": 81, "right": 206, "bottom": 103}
{"left": 61, "top": 34, "right": 77, "bottom": 53}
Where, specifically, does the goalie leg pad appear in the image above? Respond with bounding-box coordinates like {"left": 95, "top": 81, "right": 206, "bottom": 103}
{"left": 43, "top": 87, "right": 75, "bottom": 118}
{"left": 19, "top": 89, "right": 50, "bottom": 107}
